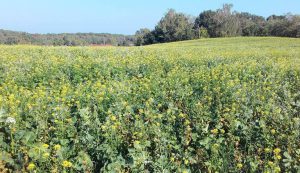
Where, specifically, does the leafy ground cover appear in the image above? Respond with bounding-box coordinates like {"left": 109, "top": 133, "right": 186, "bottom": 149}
{"left": 0, "top": 37, "right": 300, "bottom": 172}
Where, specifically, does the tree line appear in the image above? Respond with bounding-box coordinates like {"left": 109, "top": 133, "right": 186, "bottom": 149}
{"left": 0, "top": 30, "right": 135, "bottom": 46}
{"left": 1, "top": 4, "right": 299, "bottom": 46}
{"left": 135, "top": 4, "right": 300, "bottom": 45}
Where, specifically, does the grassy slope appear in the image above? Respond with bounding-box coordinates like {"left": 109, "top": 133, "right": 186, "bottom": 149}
{"left": 0, "top": 37, "right": 300, "bottom": 172}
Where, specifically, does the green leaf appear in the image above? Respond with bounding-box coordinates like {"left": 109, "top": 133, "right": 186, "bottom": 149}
{"left": 283, "top": 151, "right": 292, "bottom": 160}
{"left": 22, "top": 131, "right": 36, "bottom": 145}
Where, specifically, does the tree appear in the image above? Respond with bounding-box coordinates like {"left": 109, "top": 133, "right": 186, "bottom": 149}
{"left": 194, "top": 4, "right": 241, "bottom": 37}
{"left": 5, "top": 37, "right": 19, "bottom": 45}
{"left": 198, "top": 26, "right": 209, "bottom": 38}
{"left": 266, "top": 14, "right": 300, "bottom": 37}
{"left": 236, "top": 12, "right": 266, "bottom": 36}
{"left": 135, "top": 28, "right": 151, "bottom": 46}
{"left": 0, "top": 29, "right": 135, "bottom": 46}
{"left": 154, "top": 9, "right": 195, "bottom": 42}
{"left": 214, "top": 4, "right": 241, "bottom": 37}
{"left": 194, "top": 10, "right": 219, "bottom": 37}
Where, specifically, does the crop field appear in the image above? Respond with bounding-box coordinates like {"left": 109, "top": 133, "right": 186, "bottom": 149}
{"left": 0, "top": 37, "right": 300, "bottom": 172}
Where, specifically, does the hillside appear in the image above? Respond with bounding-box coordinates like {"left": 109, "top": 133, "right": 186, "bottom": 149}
{"left": 0, "top": 37, "right": 299, "bottom": 172}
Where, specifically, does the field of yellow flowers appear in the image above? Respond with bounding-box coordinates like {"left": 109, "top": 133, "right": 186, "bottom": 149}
{"left": 0, "top": 37, "right": 300, "bottom": 172}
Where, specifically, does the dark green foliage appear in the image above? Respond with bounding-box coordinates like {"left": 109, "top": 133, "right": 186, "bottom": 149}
{"left": 237, "top": 12, "right": 267, "bottom": 36}
{"left": 154, "top": 9, "right": 195, "bottom": 42}
{"left": 135, "top": 4, "right": 300, "bottom": 45}
{"left": 135, "top": 28, "right": 152, "bottom": 46}
{"left": 0, "top": 30, "right": 135, "bottom": 46}
{"left": 194, "top": 10, "right": 219, "bottom": 37}
{"left": 135, "top": 9, "right": 195, "bottom": 46}
{"left": 266, "top": 14, "right": 300, "bottom": 37}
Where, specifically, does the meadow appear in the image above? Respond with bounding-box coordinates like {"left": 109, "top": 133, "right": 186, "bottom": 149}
{"left": 0, "top": 37, "right": 300, "bottom": 172}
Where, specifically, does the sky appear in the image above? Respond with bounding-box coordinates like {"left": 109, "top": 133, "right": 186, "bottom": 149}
{"left": 0, "top": 0, "right": 299, "bottom": 35}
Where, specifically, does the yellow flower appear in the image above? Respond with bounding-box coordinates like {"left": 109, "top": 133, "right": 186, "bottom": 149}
{"left": 42, "top": 152, "right": 50, "bottom": 159}
{"left": 179, "top": 113, "right": 185, "bottom": 118}
{"left": 264, "top": 148, "right": 271, "bottom": 153}
{"left": 27, "top": 163, "right": 36, "bottom": 170}
{"left": 274, "top": 167, "right": 281, "bottom": 173}
{"left": 184, "top": 159, "right": 189, "bottom": 165}
{"left": 275, "top": 155, "right": 282, "bottom": 160}
{"left": 54, "top": 144, "right": 61, "bottom": 150}
{"left": 49, "top": 126, "right": 56, "bottom": 131}
{"left": 212, "top": 143, "right": 219, "bottom": 149}
{"left": 170, "top": 157, "right": 175, "bottom": 162}
{"left": 27, "top": 104, "right": 32, "bottom": 109}
{"left": 211, "top": 128, "right": 218, "bottom": 135}
{"left": 42, "top": 143, "right": 49, "bottom": 149}
{"left": 273, "top": 148, "right": 281, "bottom": 155}
{"left": 110, "top": 115, "right": 116, "bottom": 121}
{"left": 237, "top": 163, "right": 243, "bottom": 169}
{"left": 220, "top": 129, "right": 225, "bottom": 134}
{"left": 184, "top": 120, "right": 190, "bottom": 125}
{"left": 62, "top": 160, "right": 72, "bottom": 168}
{"left": 101, "top": 125, "right": 107, "bottom": 130}
{"left": 271, "top": 129, "right": 276, "bottom": 135}
{"left": 111, "top": 125, "right": 117, "bottom": 130}
{"left": 182, "top": 169, "right": 188, "bottom": 173}
{"left": 268, "top": 161, "right": 274, "bottom": 167}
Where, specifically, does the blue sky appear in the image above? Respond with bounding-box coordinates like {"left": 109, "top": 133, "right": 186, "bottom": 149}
{"left": 0, "top": 0, "right": 299, "bottom": 35}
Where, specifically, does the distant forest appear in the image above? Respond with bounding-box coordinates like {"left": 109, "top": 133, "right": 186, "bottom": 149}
{"left": 0, "top": 4, "right": 299, "bottom": 46}
{"left": 0, "top": 30, "right": 135, "bottom": 46}
{"left": 135, "top": 4, "right": 300, "bottom": 45}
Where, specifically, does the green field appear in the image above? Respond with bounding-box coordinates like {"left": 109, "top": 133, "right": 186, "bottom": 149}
{"left": 0, "top": 37, "right": 300, "bottom": 172}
